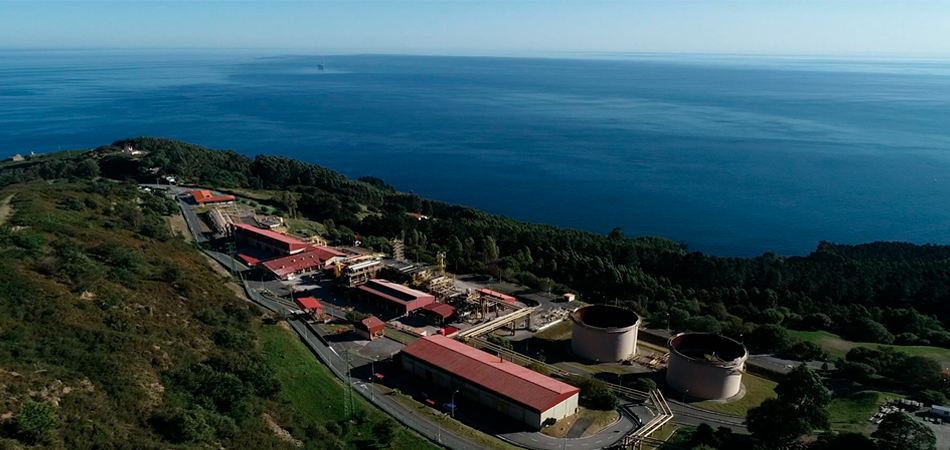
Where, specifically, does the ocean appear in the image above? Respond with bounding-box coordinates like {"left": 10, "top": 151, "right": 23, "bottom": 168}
{"left": 2, "top": 49, "right": 950, "bottom": 257}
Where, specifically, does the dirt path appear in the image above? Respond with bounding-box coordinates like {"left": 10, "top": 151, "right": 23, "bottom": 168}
{"left": 0, "top": 194, "right": 14, "bottom": 225}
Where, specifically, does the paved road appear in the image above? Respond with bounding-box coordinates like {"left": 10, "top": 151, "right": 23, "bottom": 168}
{"left": 500, "top": 404, "right": 640, "bottom": 450}
{"left": 177, "top": 197, "right": 209, "bottom": 243}
{"left": 666, "top": 401, "right": 746, "bottom": 431}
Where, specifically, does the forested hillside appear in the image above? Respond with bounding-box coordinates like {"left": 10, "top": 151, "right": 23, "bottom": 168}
{"left": 93, "top": 137, "right": 950, "bottom": 355}
{"left": 0, "top": 177, "right": 432, "bottom": 450}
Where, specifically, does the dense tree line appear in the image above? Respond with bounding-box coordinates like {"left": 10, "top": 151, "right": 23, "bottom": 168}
{"left": 101, "top": 138, "right": 950, "bottom": 350}
{"left": 676, "top": 366, "right": 938, "bottom": 450}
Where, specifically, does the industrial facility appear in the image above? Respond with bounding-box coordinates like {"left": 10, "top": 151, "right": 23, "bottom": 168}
{"left": 570, "top": 305, "right": 640, "bottom": 363}
{"left": 356, "top": 279, "right": 436, "bottom": 316}
{"left": 233, "top": 223, "right": 311, "bottom": 256}
{"left": 666, "top": 333, "right": 749, "bottom": 400}
{"left": 400, "top": 335, "right": 580, "bottom": 429}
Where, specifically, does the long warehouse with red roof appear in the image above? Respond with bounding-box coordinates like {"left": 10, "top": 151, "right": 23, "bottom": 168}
{"left": 399, "top": 335, "right": 579, "bottom": 429}
{"left": 232, "top": 223, "right": 310, "bottom": 256}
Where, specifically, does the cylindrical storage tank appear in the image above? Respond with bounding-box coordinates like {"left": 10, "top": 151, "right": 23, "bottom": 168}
{"left": 666, "top": 333, "right": 749, "bottom": 400}
{"left": 570, "top": 305, "right": 640, "bottom": 363}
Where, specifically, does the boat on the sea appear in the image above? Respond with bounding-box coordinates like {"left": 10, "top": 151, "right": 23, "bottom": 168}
{"left": 317, "top": 62, "right": 325, "bottom": 71}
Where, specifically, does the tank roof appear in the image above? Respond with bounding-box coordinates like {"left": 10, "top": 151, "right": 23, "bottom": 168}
{"left": 668, "top": 333, "right": 748, "bottom": 366}
{"left": 571, "top": 305, "right": 640, "bottom": 330}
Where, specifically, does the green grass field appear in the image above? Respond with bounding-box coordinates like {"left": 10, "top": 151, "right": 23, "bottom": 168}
{"left": 789, "top": 330, "right": 950, "bottom": 367}
{"left": 827, "top": 390, "right": 903, "bottom": 432}
{"left": 693, "top": 374, "right": 778, "bottom": 417}
{"left": 260, "top": 324, "right": 440, "bottom": 450}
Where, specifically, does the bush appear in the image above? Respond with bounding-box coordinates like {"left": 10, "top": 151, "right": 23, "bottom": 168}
{"left": 629, "top": 377, "right": 657, "bottom": 392}
{"left": 16, "top": 400, "right": 60, "bottom": 442}
{"left": 589, "top": 388, "right": 619, "bottom": 411}
{"left": 567, "top": 376, "right": 619, "bottom": 410}
{"left": 149, "top": 407, "right": 214, "bottom": 444}
{"left": 345, "top": 310, "right": 368, "bottom": 323}
{"left": 916, "top": 390, "right": 948, "bottom": 407}
{"left": 785, "top": 341, "right": 828, "bottom": 361}
{"left": 838, "top": 361, "right": 876, "bottom": 383}
{"left": 488, "top": 335, "right": 514, "bottom": 350}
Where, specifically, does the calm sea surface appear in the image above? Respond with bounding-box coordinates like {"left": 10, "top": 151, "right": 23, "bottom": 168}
{"left": 2, "top": 49, "right": 950, "bottom": 257}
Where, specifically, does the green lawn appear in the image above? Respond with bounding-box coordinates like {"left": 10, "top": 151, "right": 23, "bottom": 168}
{"left": 693, "top": 373, "right": 778, "bottom": 417}
{"left": 827, "top": 390, "right": 903, "bottom": 433}
{"left": 789, "top": 330, "right": 950, "bottom": 367}
{"left": 260, "top": 324, "right": 440, "bottom": 450}
{"left": 535, "top": 320, "right": 572, "bottom": 341}
{"left": 645, "top": 423, "right": 680, "bottom": 450}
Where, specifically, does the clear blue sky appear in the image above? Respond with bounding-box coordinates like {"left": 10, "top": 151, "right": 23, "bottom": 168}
{"left": 1, "top": 1, "right": 948, "bottom": 56}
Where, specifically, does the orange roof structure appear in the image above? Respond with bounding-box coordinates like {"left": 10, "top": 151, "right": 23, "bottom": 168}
{"left": 296, "top": 297, "right": 323, "bottom": 311}
{"left": 401, "top": 336, "right": 580, "bottom": 412}
{"left": 358, "top": 316, "right": 385, "bottom": 333}
{"left": 422, "top": 302, "right": 456, "bottom": 319}
{"left": 189, "top": 190, "right": 235, "bottom": 204}
{"left": 477, "top": 288, "right": 517, "bottom": 304}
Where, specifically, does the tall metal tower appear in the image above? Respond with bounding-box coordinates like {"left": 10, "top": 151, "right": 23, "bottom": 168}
{"left": 391, "top": 238, "right": 406, "bottom": 261}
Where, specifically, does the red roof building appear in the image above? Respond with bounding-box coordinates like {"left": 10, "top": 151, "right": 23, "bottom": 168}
{"left": 296, "top": 297, "right": 323, "bottom": 312}
{"left": 233, "top": 223, "right": 309, "bottom": 256}
{"left": 421, "top": 302, "right": 456, "bottom": 324}
{"left": 477, "top": 288, "right": 517, "bottom": 304}
{"left": 261, "top": 247, "right": 344, "bottom": 280}
{"left": 356, "top": 279, "right": 435, "bottom": 316}
{"left": 400, "top": 336, "right": 580, "bottom": 429}
{"left": 237, "top": 254, "right": 260, "bottom": 267}
{"left": 355, "top": 316, "right": 385, "bottom": 340}
{"left": 189, "top": 190, "right": 236, "bottom": 205}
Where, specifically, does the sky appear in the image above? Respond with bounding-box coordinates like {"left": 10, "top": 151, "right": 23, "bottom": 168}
{"left": 1, "top": 1, "right": 949, "bottom": 56}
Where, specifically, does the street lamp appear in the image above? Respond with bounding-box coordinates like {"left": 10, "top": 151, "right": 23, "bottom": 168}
{"left": 683, "top": 389, "right": 689, "bottom": 403}
{"left": 437, "top": 412, "right": 447, "bottom": 443}
{"left": 451, "top": 389, "right": 459, "bottom": 418}
{"left": 370, "top": 358, "right": 376, "bottom": 401}
{"left": 666, "top": 312, "right": 670, "bottom": 333}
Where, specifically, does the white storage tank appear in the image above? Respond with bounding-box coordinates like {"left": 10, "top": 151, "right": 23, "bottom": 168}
{"left": 666, "top": 333, "right": 749, "bottom": 400}
{"left": 570, "top": 305, "right": 640, "bottom": 363}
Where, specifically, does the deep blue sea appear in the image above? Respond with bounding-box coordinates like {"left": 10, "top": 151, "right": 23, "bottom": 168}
{"left": 2, "top": 49, "right": 950, "bottom": 257}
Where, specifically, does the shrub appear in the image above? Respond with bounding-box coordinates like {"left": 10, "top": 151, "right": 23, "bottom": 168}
{"left": 16, "top": 400, "right": 60, "bottom": 442}
{"left": 629, "top": 377, "right": 657, "bottom": 392}
{"left": 916, "top": 390, "right": 948, "bottom": 407}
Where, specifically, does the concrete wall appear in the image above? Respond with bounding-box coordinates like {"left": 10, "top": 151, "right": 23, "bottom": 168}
{"left": 571, "top": 322, "right": 638, "bottom": 362}
{"left": 400, "top": 354, "right": 575, "bottom": 429}
{"left": 666, "top": 352, "right": 744, "bottom": 400}
{"left": 666, "top": 333, "right": 748, "bottom": 400}
{"left": 570, "top": 306, "right": 640, "bottom": 362}
{"left": 539, "top": 393, "right": 579, "bottom": 426}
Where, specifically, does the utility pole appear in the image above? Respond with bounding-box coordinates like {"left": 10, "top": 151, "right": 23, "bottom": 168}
{"left": 451, "top": 389, "right": 459, "bottom": 418}
{"left": 343, "top": 348, "right": 355, "bottom": 419}
{"left": 224, "top": 240, "right": 236, "bottom": 277}
{"left": 370, "top": 357, "right": 377, "bottom": 402}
